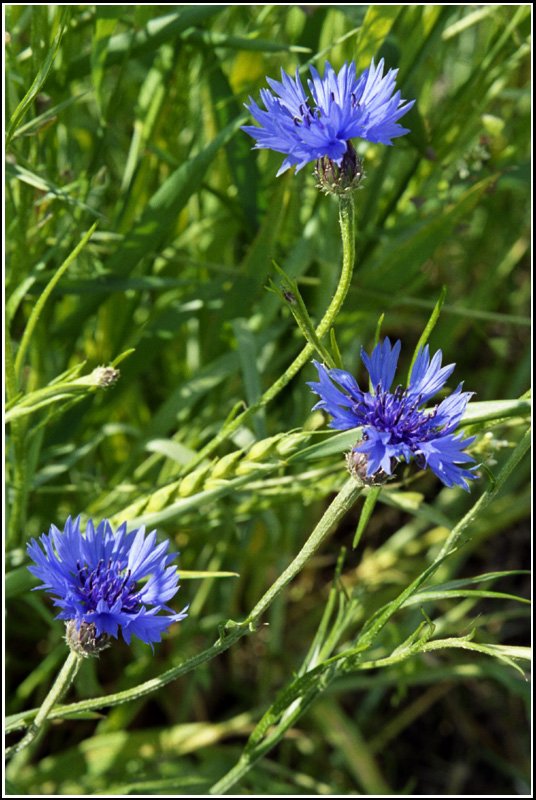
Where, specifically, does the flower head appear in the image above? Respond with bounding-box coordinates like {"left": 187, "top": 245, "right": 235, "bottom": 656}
{"left": 242, "top": 58, "right": 414, "bottom": 180}
{"left": 308, "top": 339, "right": 477, "bottom": 490}
{"left": 27, "top": 517, "right": 188, "bottom": 653}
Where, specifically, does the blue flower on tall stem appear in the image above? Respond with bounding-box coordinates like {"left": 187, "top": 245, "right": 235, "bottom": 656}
{"left": 308, "top": 339, "right": 477, "bottom": 490}
{"left": 27, "top": 517, "right": 188, "bottom": 653}
{"left": 242, "top": 58, "right": 414, "bottom": 182}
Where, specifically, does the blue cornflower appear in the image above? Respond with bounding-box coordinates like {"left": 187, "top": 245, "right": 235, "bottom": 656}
{"left": 27, "top": 517, "right": 188, "bottom": 653}
{"left": 308, "top": 339, "right": 477, "bottom": 490}
{"left": 242, "top": 58, "right": 414, "bottom": 179}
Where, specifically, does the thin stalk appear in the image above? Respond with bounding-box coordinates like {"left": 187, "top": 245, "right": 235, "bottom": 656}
{"left": 209, "top": 479, "right": 362, "bottom": 795}
{"left": 7, "top": 224, "right": 97, "bottom": 546}
{"left": 4, "top": 318, "right": 19, "bottom": 405}
{"left": 181, "top": 195, "right": 356, "bottom": 474}
{"left": 5, "top": 324, "right": 29, "bottom": 548}
{"left": 14, "top": 222, "right": 97, "bottom": 379}
{"left": 6, "top": 649, "right": 82, "bottom": 773}
{"left": 210, "top": 682, "right": 327, "bottom": 796}
{"left": 245, "top": 477, "right": 362, "bottom": 626}
{"left": 209, "top": 430, "right": 531, "bottom": 794}
{"left": 437, "top": 427, "right": 531, "bottom": 560}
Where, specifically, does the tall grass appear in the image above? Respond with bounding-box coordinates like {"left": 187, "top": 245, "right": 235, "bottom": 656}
{"left": 5, "top": 5, "right": 531, "bottom": 795}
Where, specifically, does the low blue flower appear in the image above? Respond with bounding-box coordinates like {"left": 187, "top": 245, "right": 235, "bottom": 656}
{"left": 242, "top": 58, "right": 414, "bottom": 176}
{"left": 27, "top": 517, "right": 188, "bottom": 651}
{"left": 308, "top": 339, "right": 477, "bottom": 490}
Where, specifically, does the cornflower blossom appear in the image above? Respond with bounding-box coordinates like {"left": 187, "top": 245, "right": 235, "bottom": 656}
{"left": 27, "top": 517, "right": 188, "bottom": 654}
{"left": 242, "top": 58, "right": 414, "bottom": 187}
{"left": 308, "top": 339, "right": 477, "bottom": 490}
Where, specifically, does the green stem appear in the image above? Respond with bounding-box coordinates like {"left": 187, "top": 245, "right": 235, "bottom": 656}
{"left": 5, "top": 629, "right": 247, "bottom": 736}
{"left": 182, "top": 195, "right": 355, "bottom": 474}
{"left": 209, "top": 479, "right": 362, "bottom": 795}
{"left": 5, "top": 318, "right": 19, "bottom": 404}
{"left": 7, "top": 225, "right": 97, "bottom": 546}
{"left": 210, "top": 678, "right": 331, "bottom": 795}
{"left": 5, "top": 323, "right": 29, "bottom": 548}
{"left": 6, "top": 650, "right": 82, "bottom": 772}
{"left": 209, "top": 431, "right": 532, "bottom": 794}
{"left": 245, "top": 477, "right": 362, "bottom": 626}
{"left": 14, "top": 222, "right": 97, "bottom": 379}
{"left": 437, "top": 427, "right": 531, "bottom": 560}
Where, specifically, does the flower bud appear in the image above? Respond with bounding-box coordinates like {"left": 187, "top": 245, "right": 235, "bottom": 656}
{"left": 346, "top": 448, "right": 391, "bottom": 487}
{"left": 66, "top": 620, "right": 111, "bottom": 657}
{"left": 315, "top": 142, "right": 364, "bottom": 196}
{"left": 92, "top": 366, "right": 120, "bottom": 387}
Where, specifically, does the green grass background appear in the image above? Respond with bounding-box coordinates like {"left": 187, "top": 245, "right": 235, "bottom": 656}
{"left": 5, "top": 5, "right": 531, "bottom": 795}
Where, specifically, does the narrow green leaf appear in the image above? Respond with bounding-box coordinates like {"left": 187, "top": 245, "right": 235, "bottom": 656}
{"left": 459, "top": 398, "right": 531, "bottom": 427}
{"left": 6, "top": 360, "right": 119, "bottom": 424}
{"left": 271, "top": 260, "right": 335, "bottom": 366}
{"left": 353, "top": 487, "right": 382, "bottom": 549}
{"left": 106, "top": 119, "right": 243, "bottom": 278}
{"left": 356, "top": 552, "right": 454, "bottom": 650}
{"left": 6, "top": 161, "right": 103, "bottom": 216}
{"left": 363, "top": 175, "right": 500, "bottom": 291}
{"left": 6, "top": 7, "right": 71, "bottom": 146}
{"left": 145, "top": 439, "right": 198, "bottom": 466}
{"left": 289, "top": 429, "right": 362, "bottom": 462}
{"left": 408, "top": 286, "right": 447, "bottom": 384}
{"left": 403, "top": 588, "right": 530, "bottom": 607}
{"left": 441, "top": 5, "right": 496, "bottom": 39}
{"left": 373, "top": 313, "right": 384, "bottom": 346}
{"left": 91, "top": 9, "right": 120, "bottom": 120}
{"left": 425, "top": 569, "right": 531, "bottom": 592}
{"left": 329, "top": 328, "right": 344, "bottom": 369}
{"left": 420, "top": 638, "right": 530, "bottom": 678}
{"left": 207, "top": 63, "right": 259, "bottom": 230}
{"left": 182, "top": 28, "right": 312, "bottom": 53}
{"left": 5, "top": 566, "right": 36, "bottom": 599}
{"left": 179, "top": 570, "right": 239, "bottom": 580}
{"left": 67, "top": 7, "right": 223, "bottom": 78}
{"left": 10, "top": 92, "right": 89, "bottom": 139}
{"left": 14, "top": 223, "right": 98, "bottom": 378}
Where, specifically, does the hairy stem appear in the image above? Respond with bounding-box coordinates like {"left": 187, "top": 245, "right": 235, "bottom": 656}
{"left": 245, "top": 477, "right": 361, "bottom": 626}
{"left": 6, "top": 649, "right": 83, "bottom": 773}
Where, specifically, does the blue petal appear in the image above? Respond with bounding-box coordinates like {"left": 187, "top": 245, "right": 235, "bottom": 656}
{"left": 356, "top": 429, "right": 394, "bottom": 474}
{"left": 408, "top": 346, "right": 455, "bottom": 403}
{"left": 308, "top": 361, "right": 364, "bottom": 430}
{"left": 26, "top": 517, "right": 187, "bottom": 650}
{"left": 417, "top": 434, "right": 477, "bottom": 490}
{"left": 434, "top": 385, "right": 474, "bottom": 431}
{"left": 361, "top": 338, "right": 401, "bottom": 391}
{"left": 242, "top": 58, "right": 414, "bottom": 176}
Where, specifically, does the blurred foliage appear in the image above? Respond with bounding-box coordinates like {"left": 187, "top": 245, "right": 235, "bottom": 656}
{"left": 5, "top": 5, "right": 531, "bottom": 795}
